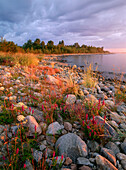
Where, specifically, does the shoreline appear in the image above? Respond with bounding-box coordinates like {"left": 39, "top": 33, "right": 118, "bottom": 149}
{"left": 42, "top": 54, "right": 126, "bottom": 83}
{"left": 43, "top": 52, "right": 111, "bottom": 57}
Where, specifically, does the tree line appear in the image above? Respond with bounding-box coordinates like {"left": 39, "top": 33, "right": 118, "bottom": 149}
{"left": 0, "top": 37, "right": 108, "bottom": 54}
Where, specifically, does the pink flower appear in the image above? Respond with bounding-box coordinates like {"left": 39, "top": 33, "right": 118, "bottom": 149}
{"left": 61, "top": 155, "right": 64, "bottom": 160}
{"left": 53, "top": 151, "right": 55, "bottom": 157}
{"left": 87, "top": 125, "right": 90, "bottom": 129}
{"left": 32, "top": 109, "right": 34, "bottom": 114}
{"left": 56, "top": 156, "right": 58, "bottom": 161}
{"left": 54, "top": 104, "right": 58, "bottom": 108}
{"left": 35, "top": 125, "right": 36, "bottom": 132}
{"left": 22, "top": 105, "right": 24, "bottom": 111}
{"left": 3, "top": 156, "right": 5, "bottom": 160}
{"left": 29, "top": 107, "right": 31, "bottom": 112}
{"left": 86, "top": 114, "right": 88, "bottom": 122}
{"left": 89, "top": 132, "right": 91, "bottom": 137}
{"left": 11, "top": 104, "right": 14, "bottom": 109}
{"left": 16, "top": 148, "right": 19, "bottom": 154}
{"left": 102, "top": 100, "right": 105, "bottom": 106}
{"left": 42, "top": 105, "right": 44, "bottom": 111}
{"left": 82, "top": 120, "right": 85, "bottom": 126}
{"left": 24, "top": 164, "right": 26, "bottom": 168}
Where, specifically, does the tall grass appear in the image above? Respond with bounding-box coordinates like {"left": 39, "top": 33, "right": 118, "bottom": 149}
{"left": 0, "top": 52, "right": 39, "bottom": 66}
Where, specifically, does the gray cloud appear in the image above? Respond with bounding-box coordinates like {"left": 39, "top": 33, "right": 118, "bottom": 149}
{"left": 0, "top": 0, "right": 126, "bottom": 50}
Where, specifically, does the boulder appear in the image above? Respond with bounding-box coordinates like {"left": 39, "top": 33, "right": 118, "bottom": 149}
{"left": 46, "top": 75, "right": 60, "bottom": 85}
{"left": 100, "top": 148, "right": 116, "bottom": 166}
{"left": 55, "top": 133, "right": 88, "bottom": 163}
{"left": 96, "top": 155, "right": 118, "bottom": 170}
{"left": 105, "top": 142, "right": 120, "bottom": 155}
{"left": 77, "top": 157, "right": 93, "bottom": 167}
{"left": 64, "top": 122, "right": 72, "bottom": 131}
{"left": 25, "top": 115, "right": 42, "bottom": 135}
{"left": 86, "top": 94, "right": 98, "bottom": 103}
{"left": 95, "top": 116, "right": 117, "bottom": 138}
{"left": 121, "top": 138, "right": 126, "bottom": 154}
{"left": 46, "top": 122, "right": 63, "bottom": 135}
{"left": 65, "top": 94, "right": 76, "bottom": 105}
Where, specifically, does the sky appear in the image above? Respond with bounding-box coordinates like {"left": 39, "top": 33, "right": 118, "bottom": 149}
{"left": 0, "top": 0, "right": 126, "bottom": 52}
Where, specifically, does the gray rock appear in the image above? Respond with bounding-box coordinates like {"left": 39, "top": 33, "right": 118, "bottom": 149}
{"left": 33, "top": 150, "right": 42, "bottom": 162}
{"left": 46, "top": 135, "right": 56, "bottom": 146}
{"left": 121, "top": 160, "right": 126, "bottom": 170}
{"left": 119, "top": 123, "right": 126, "bottom": 131}
{"left": 25, "top": 115, "right": 42, "bottom": 135}
{"left": 0, "top": 141, "right": 2, "bottom": 147}
{"left": 105, "top": 142, "right": 120, "bottom": 155}
{"left": 77, "top": 157, "right": 93, "bottom": 167}
{"left": 64, "top": 122, "right": 72, "bottom": 131}
{"left": 121, "top": 138, "right": 126, "bottom": 154}
{"left": 55, "top": 133, "right": 88, "bottom": 163}
{"left": 100, "top": 148, "right": 116, "bottom": 166}
{"left": 0, "top": 125, "right": 5, "bottom": 134}
{"left": 101, "top": 86, "right": 109, "bottom": 92}
{"left": 87, "top": 140, "right": 100, "bottom": 152}
{"left": 32, "top": 109, "right": 44, "bottom": 122}
{"left": 89, "top": 158, "right": 95, "bottom": 163}
{"left": 110, "top": 112, "right": 125, "bottom": 124}
{"left": 109, "top": 86, "right": 115, "bottom": 92}
{"left": 39, "top": 144, "right": 46, "bottom": 151}
{"left": 46, "top": 75, "right": 60, "bottom": 84}
{"left": 11, "top": 126, "right": 18, "bottom": 135}
{"left": 117, "top": 105, "right": 126, "bottom": 114}
{"left": 86, "top": 94, "right": 98, "bottom": 103}
{"left": 83, "top": 90, "right": 89, "bottom": 95}
{"left": 120, "top": 85, "right": 126, "bottom": 92}
{"left": 116, "top": 153, "right": 126, "bottom": 161}
{"left": 96, "top": 155, "right": 118, "bottom": 170}
{"left": 44, "top": 148, "right": 53, "bottom": 158}
{"left": 107, "top": 121, "right": 119, "bottom": 129}
{"left": 95, "top": 116, "right": 117, "bottom": 138}
{"left": 46, "top": 122, "right": 63, "bottom": 135}
{"left": 25, "top": 160, "right": 34, "bottom": 170}
{"left": 105, "top": 100, "right": 114, "bottom": 107}
{"left": 65, "top": 94, "right": 76, "bottom": 105}
{"left": 79, "top": 166, "right": 91, "bottom": 170}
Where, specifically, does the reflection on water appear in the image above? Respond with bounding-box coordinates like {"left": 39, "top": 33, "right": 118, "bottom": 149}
{"left": 64, "top": 53, "right": 126, "bottom": 74}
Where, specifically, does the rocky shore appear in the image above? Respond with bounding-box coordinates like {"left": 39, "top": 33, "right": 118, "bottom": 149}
{"left": 0, "top": 57, "right": 126, "bottom": 170}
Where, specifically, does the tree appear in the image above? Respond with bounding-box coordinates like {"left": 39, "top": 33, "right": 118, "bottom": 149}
{"left": 47, "top": 40, "right": 54, "bottom": 50}
{"left": 59, "top": 40, "right": 64, "bottom": 46}
{"left": 33, "top": 38, "right": 41, "bottom": 49}
{"left": 73, "top": 42, "right": 80, "bottom": 48}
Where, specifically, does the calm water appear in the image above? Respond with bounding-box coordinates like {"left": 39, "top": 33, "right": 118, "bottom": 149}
{"left": 64, "top": 53, "right": 126, "bottom": 74}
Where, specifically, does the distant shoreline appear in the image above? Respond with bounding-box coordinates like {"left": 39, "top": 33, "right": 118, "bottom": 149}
{"left": 43, "top": 52, "right": 111, "bottom": 57}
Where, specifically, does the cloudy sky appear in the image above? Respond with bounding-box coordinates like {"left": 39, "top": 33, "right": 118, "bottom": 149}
{"left": 0, "top": 0, "right": 126, "bottom": 52}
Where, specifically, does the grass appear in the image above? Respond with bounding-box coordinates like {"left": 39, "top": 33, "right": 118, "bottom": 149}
{"left": 82, "top": 64, "right": 98, "bottom": 88}
{"left": 115, "top": 86, "right": 126, "bottom": 104}
{"left": 0, "top": 52, "right": 39, "bottom": 66}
